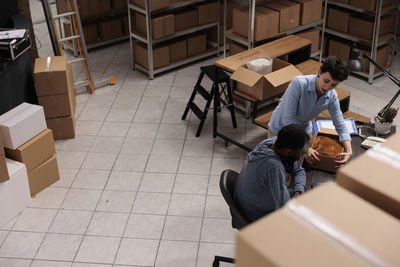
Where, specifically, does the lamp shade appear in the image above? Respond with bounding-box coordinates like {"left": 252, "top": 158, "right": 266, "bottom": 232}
{"left": 348, "top": 49, "right": 364, "bottom": 72}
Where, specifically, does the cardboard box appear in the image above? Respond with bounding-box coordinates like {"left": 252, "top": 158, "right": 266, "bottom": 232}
{"left": 328, "top": 38, "right": 351, "bottom": 61}
{"left": 206, "top": 26, "right": 224, "bottom": 45}
{"left": 5, "top": 129, "right": 55, "bottom": 173}
{"left": 337, "top": 133, "right": 400, "bottom": 219}
{"left": 56, "top": 0, "right": 69, "bottom": 14}
{"left": 230, "top": 57, "right": 303, "bottom": 101}
{"left": 229, "top": 41, "right": 246, "bottom": 56}
{"left": 291, "top": 0, "right": 322, "bottom": 25}
{"left": 28, "top": 156, "right": 60, "bottom": 196}
{"left": 236, "top": 183, "right": 400, "bottom": 267}
{"left": 121, "top": 16, "right": 129, "bottom": 35}
{"left": 358, "top": 45, "right": 390, "bottom": 74}
{"left": 90, "top": 0, "right": 111, "bottom": 16}
{"left": 0, "top": 159, "right": 31, "bottom": 228}
{"left": 296, "top": 28, "right": 320, "bottom": 53}
{"left": 99, "top": 19, "right": 123, "bottom": 41}
{"left": 327, "top": 7, "right": 351, "bottom": 33}
{"left": 349, "top": 15, "right": 392, "bottom": 41}
{"left": 265, "top": 1, "right": 300, "bottom": 32}
{"left": 132, "top": 0, "right": 170, "bottom": 11}
{"left": 187, "top": 34, "right": 207, "bottom": 56}
{"left": 134, "top": 43, "right": 170, "bottom": 69}
{"left": 46, "top": 115, "right": 76, "bottom": 140}
{"left": 111, "top": 0, "right": 127, "bottom": 9}
{"left": 169, "top": 40, "right": 187, "bottom": 62}
{"left": 220, "top": 0, "right": 241, "bottom": 27}
{"left": 0, "top": 103, "right": 47, "bottom": 150}
{"left": 174, "top": 9, "right": 198, "bottom": 32}
{"left": 308, "top": 128, "right": 343, "bottom": 173}
{"left": 83, "top": 23, "right": 99, "bottom": 44}
{"left": 0, "top": 133, "right": 9, "bottom": 183}
{"left": 196, "top": 1, "right": 218, "bottom": 25}
{"left": 349, "top": 0, "right": 392, "bottom": 11}
{"left": 331, "top": 0, "right": 348, "bottom": 3}
{"left": 136, "top": 13, "right": 175, "bottom": 39}
{"left": 34, "top": 56, "right": 72, "bottom": 96}
{"left": 77, "top": 0, "right": 91, "bottom": 19}
{"left": 232, "top": 7, "right": 279, "bottom": 41}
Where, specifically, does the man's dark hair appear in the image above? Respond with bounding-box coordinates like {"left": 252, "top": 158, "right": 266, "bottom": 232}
{"left": 320, "top": 56, "right": 349, "bottom": 82}
{"left": 275, "top": 124, "right": 309, "bottom": 151}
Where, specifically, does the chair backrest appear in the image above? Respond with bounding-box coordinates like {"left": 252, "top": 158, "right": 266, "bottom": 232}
{"left": 220, "top": 169, "right": 250, "bottom": 230}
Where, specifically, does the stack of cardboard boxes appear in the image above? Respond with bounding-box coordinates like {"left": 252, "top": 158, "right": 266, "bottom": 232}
{"left": 34, "top": 56, "right": 76, "bottom": 140}
{"left": 0, "top": 133, "right": 9, "bottom": 183}
{"left": 0, "top": 103, "right": 60, "bottom": 197}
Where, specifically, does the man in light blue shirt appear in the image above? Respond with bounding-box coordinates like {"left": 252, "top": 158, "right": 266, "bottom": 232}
{"left": 268, "top": 56, "right": 352, "bottom": 167}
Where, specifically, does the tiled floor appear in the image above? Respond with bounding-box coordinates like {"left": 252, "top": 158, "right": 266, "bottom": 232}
{"left": 1, "top": 1, "right": 399, "bottom": 266}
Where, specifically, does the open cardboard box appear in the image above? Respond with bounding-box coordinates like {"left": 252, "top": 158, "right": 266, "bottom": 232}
{"left": 230, "top": 57, "right": 302, "bottom": 101}
{"left": 308, "top": 128, "right": 343, "bottom": 173}
{"left": 337, "top": 133, "right": 400, "bottom": 219}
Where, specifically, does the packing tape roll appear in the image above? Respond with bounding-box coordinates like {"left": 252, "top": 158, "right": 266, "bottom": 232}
{"left": 366, "top": 146, "right": 400, "bottom": 170}
{"left": 46, "top": 57, "right": 52, "bottom": 72}
{"left": 286, "top": 201, "right": 394, "bottom": 267}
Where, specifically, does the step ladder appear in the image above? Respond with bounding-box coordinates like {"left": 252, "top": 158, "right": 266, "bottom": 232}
{"left": 182, "top": 65, "right": 237, "bottom": 137}
{"left": 40, "top": 0, "right": 115, "bottom": 93}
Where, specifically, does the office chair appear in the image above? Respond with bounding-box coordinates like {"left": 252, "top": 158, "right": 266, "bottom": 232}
{"left": 213, "top": 169, "right": 250, "bottom": 267}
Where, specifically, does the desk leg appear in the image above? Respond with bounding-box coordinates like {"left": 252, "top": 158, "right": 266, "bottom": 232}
{"left": 213, "top": 83, "right": 219, "bottom": 138}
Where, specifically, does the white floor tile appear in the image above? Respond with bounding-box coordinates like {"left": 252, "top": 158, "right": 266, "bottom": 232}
{"left": 173, "top": 174, "right": 208, "bottom": 195}
{"left": 164, "top": 98, "right": 189, "bottom": 112}
{"left": 155, "top": 240, "right": 198, "bottom": 267}
{"left": 75, "top": 236, "right": 120, "bottom": 264}
{"left": 72, "top": 170, "right": 110, "bottom": 190}
{"left": 0, "top": 258, "right": 32, "bottom": 267}
{"left": 98, "top": 122, "right": 130, "bottom": 137}
{"left": 61, "top": 189, "right": 102, "bottom": 211}
{"left": 133, "top": 108, "right": 164, "bottom": 123}
{"left": 81, "top": 153, "right": 118, "bottom": 170}
{"left": 145, "top": 155, "right": 180, "bottom": 173}
{"left": 162, "top": 216, "right": 202, "bottom": 241}
{"left": 85, "top": 95, "right": 115, "bottom": 109}
{"left": 105, "top": 171, "right": 142, "bottom": 191}
{"left": 86, "top": 212, "right": 129, "bottom": 237}
{"left": 139, "top": 173, "right": 175, "bottom": 193}
{"left": 196, "top": 242, "right": 235, "bottom": 267}
{"left": 78, "top": 107, "right": 109, "bottom": 121}
{"left": 13, "top": 208, "right": 57, "bottom": 232}
{"left": 115, "top": 238, "right": 159, "bottom": 266}
{"left": 127, "top": 122, "right": 159, "bottom": 138}
{"left": 105, "top": 109, "right": 136, "bottom": 122}
{"left": 30, "top": 187, "right": 69, "bottom": 209}
{"left": 182, "top": 140, "right": 214, "bottom": 157}
{"left": 75, "top": 121, "right": 103, "bottom": 136}
{"left": 168, "top": 194, "right": 205, "bottom": 217}
{"left": 151, "top": 139, "right": 184, "bottom": 156}
{"left": 90, "top": 136, "right": 125, "bottom": 153}
{"left": 210, "top": 158, "right": 244, "bottom": 175}
{"left": 0, "top": 230, "right": 7, "bottom": 246}
{"left": 113, "top": 153, "right": 148, "bottom": 172}
{"left": 57, "top": 151, "right": 87, "bottom": 169}
{"left": 60, "top": 135, "right": 95, "bottom": 152}
{"left": 31, "top": 260, "right": 72, "bottom": 267}
{"left": 96, "top": 190, "right": 136, "bottom": 213}
{"left": 204, "top": 196, "right": 231, "bottom": 219}
{"left": 72, "top": 263, "right": 111, "bottom": 267}
{"left": 124, "top": 214, "right": 165, "bottom": 239}
{"left": 144, "top": 85, "right": 171, "bottom": 98}
{"left": 35, "top": 233, "right": 82, "bottom": 261}
{"left": 178, "top": 157, "right": 212, "bottom": 175}
{"left": 200, "top": 218, "right": 237, "bottom": 243}
{"left": 132, "top": 192, "right": 171, "bottom": 215}
{"left": 0, "top": 231, "right": 45, "bottom": 258}
{"left": 49, "top": 210, "right": 92, "bottom": 235}
{"left": 156, "top": 124, "right": 188, "bottom": 139}
{"left": 120, "top": 137, "right": 154, "bottom": 155}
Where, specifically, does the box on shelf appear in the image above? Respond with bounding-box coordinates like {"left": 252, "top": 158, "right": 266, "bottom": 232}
{"left": 90, "top": 0, "right": 111, "bottom": 17}
{"left": 206, "top": 26, "right": 224, "bottom": 46}
{"left": 328, "top": 38, "right": 351, "bottom": 61}
{"left": 63, "top": 22, "right": 98, "bottom": 45}
{"left": 5, "top": 129, "right": 56, "bottom": 173}
{"left": 174, "top": 8, "right": 198, "bottom": 32}
{"left": 232, "top": 7, "right": 279, "bottom": 41}
{"left": 131, "top": 0, "right": 170, "bottom": 11}
{"left": 77, "top": 0, "right": 91, "bottom": 19}
{"left": 228, "top": 41, "right": 246, "bottom": 56}
{"left": 236, "top": 183, "right": 400, "bottom": 267}
{"left": 169, "top": 40, "right": 187, "bottom": 62}
{"left": 220, "top": 0, "right": 241, "bottom": 28}
{"left": 330, "top": 0, "right": 348, "bottom": 3}
{"left": 0, "top": 159, "right": 31, "bottom": 228}
{"left": 121, "top": 16, "right": 129, "bottom": 35}
{"left": 296, "top": 28, "right": 320, "bottom": 53}
{"left": 291, "top": 0, "right": 322, "bottom": 25}
{"left": 327, "top": 7, "right": 351, "bottom": 33}
{"left": 56, "top": 0, "right": 69, "bottom": 14}
{"left": 187, "top": 34, "right": 207, "bottom": 57}
{"left": 134, "top": 43, "right": 170, "bottom": 69}
{"left": 136, "top": 13, "right": 175, "bottom": 39}
{"left": 0, "top": 103, "right": 47, "bottom": 150}
{"left": 265, "top": 0, "right": 300, "bottom": 32}
{"left": 111, "top": 0, "right": 127, "bottom": 9}
{"left": 308, "top": 128, "right": 343, "bottom": 173}
{"left": 0, "top": 134, "right": 9, "bottom": 183}
{"left": 99, "top": 19, "right": 123, "bottom": 41}
{"left": 230, "top": 57, "right": 303, "bottom": 101}
{"left": 337, "top": 133, "right": 400, "bottom": 219}
{"left": 348, "top": 15, "right": 392, "bottom": 41}
{"left": 28, "top": 156, "right": 60, "bottom": 196}
{"left": 349, "top": 0, "right": 393, "bottom": 11}
{"left": 358, "top": 45, "right": 390, "bottom": 74}
{"left": 46, "top": 115, "right": 76, "bottom": 140}
{"left": 196, "top": 1, "right": 218, "bottom": 25}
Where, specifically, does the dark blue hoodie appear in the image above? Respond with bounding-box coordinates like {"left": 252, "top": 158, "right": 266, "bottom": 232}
{"left": 234, "top": 137, "right": 306, "bottom": 222}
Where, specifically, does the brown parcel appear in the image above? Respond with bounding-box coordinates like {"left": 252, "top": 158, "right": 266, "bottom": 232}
{"left": 64, "top": 22, "right": 98, "bottom": 45}
{"left": 46, "top": 115, "right": 76, "bottom": 140}
{"left": 308, "top": 128, "right": 344, "bottom": 173}
{"left": 111, "top": 0, "right": 127, "bottom": 9}
{"left": 134, "top": 43, "right": 170, "bottom": 69}
{"left": 348, "top": 15, "right": 392, "bottom": 41}
{"left": 236, "top": 183, "right": 400, "bottom": 267}
{"left": 228, "top": 41, "right": 246, "bottom": 56}
{"left": 265, "top": 1, "right": 300, "bottom": 32}
{"left": 5, "top": 129, "right": 55, "bottom": 173}
{"left": 327, "top": 7, "right": 351, "bottom": 33}
{"left": 291, "top": 0, "right": 322, "bottom": 25}
{"left": 132, "top": 0, "right": 169, "bottom": 11}
{"left": 174, "top": 9, "right": 198, "bottom": 32}
{"left": 28, "top": 156, "right": 60, "bottom": 196}
{"left": 0, "top": 133, "right": 9, "bottom": 183}
{"left": 196, "top": 1, "right": 218, "bottom": 25}
{"left": 337, "top": 133, "right": 400, "bottom": 219}
{"left": 349, "top": 0, "right": 392, "bottom": 11}
{"left": 99, "top": 19, "right": 122, "bottom": 41}
{"left": 187, "top": 34, "right": 206, "bottom": 57}
{"left": 90, "top": 0, "right": 110, "bottom": 17}
{"left": 136, "top": 13, "right": 175, "bottom": 39}
{"left": 359, "top": 45, "right": 390, "bottom": 74}
{"left": 328, "top": 38, "right": 352, "bottom": 61}
{"left": 296, "top": 28, "right": 320, "bottom": 53}
{"left": 34, "top": 56, "right": 71, "bottom": 96}
{"left": 229, "top": 57, "right": 303, "bottom": 101}
{"left": 232, "top": 7, "right": 279, "bottom": 41}
{"left": 169, "top": 40, "right": 187, "bottom": 62}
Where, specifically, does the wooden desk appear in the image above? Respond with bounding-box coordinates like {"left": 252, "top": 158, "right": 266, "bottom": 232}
{"left": 215, "top": 35, "right": 312, "bottom": 72}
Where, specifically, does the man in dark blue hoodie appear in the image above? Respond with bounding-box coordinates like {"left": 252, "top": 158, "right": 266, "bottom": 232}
{"left": 234, "top": 124, "right": 309, "bottom": 222}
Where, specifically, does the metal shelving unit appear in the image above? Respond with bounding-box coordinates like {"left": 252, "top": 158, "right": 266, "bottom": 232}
{"left": 128, "top": 0, "right": 221, "bottom": 79}
{"left": 323, "top": 0, "right": 399, "bottom": 84}
{"left": 223, "top": 0, "right": 329, "bottom": 62}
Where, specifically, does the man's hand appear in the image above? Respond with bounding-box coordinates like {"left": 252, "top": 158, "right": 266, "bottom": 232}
{"left": 305, "top": 147, "right": 320, "bottom": 164}
{"left": 292, "top": 191, "right": 301, "bottom": 198}
{"left": 334, "top": 152, "right": 352, "bottom": 168}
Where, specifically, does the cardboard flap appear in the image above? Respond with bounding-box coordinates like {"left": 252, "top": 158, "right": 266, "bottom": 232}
{"left": 264, "top": 65, "right": 302, "bottom": 87}
{"left": 319, "top": 128, "right": 339, "bottom": 137}
{"left": 230, "top": 67, "right": 262, "bottom": 87}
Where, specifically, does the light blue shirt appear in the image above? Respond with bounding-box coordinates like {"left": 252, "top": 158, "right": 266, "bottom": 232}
{"left": 268, "top": 75, "right": 351, "bottom": 143}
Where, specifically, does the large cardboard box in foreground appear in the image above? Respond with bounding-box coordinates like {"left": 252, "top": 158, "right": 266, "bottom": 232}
{"left": 28, "top": 156, "right": 60, "bottom": 196}
{"left": 0, "top": 159, "right": 31, "bottom": 228}
{"left": 236, "top": 183, "right": 400, "bottom": 267}
{"left": 0, "top": 103, "right": 47, "bottom": 149}
{"left": 0, "top": 133, "right": 9, "bottom": 183}
{"left": 230, "top": 58, "right": 303, "bottom": 101}
{"left": 337, "top": 133, "right": 400, "bottom": 219}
